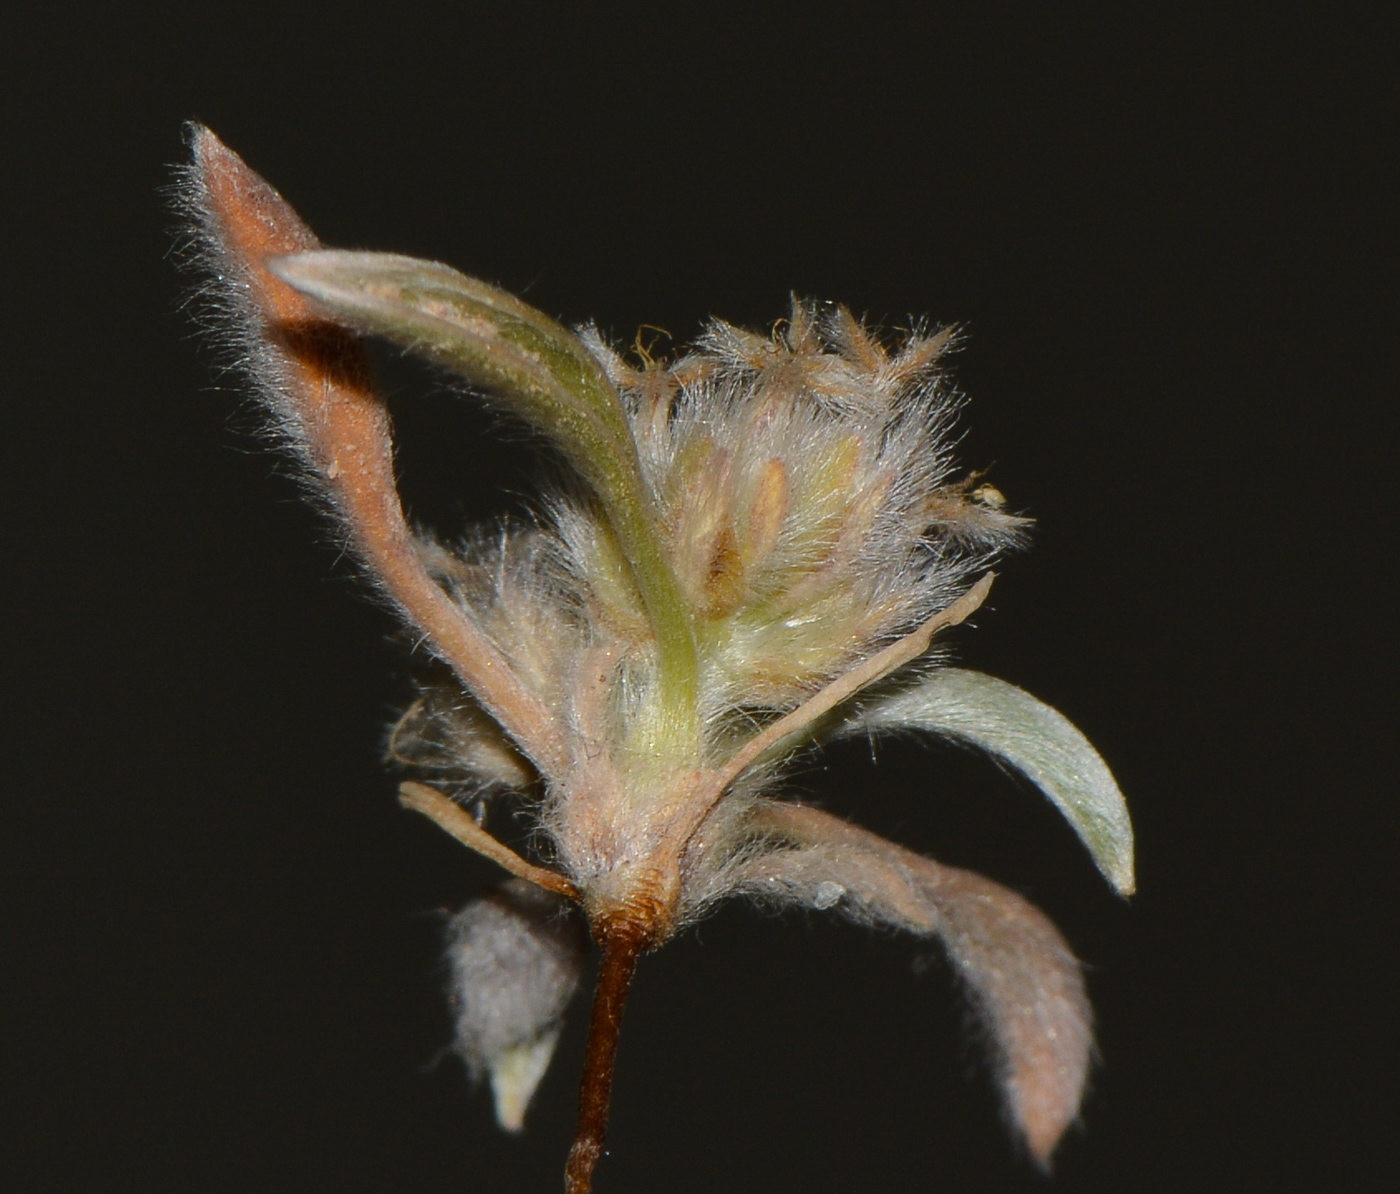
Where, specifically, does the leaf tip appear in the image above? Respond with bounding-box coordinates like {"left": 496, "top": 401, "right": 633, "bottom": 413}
{"left": 1101, "top": 825, "right": 1136, "bottom": 897}
{"left": 1001, "top": 1000, "right": 1092, "bottom": 1169}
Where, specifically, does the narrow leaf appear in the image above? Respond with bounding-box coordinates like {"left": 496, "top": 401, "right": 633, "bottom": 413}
{"left": 726, "top": 802, "right": 1093, "bottom": 1165}
{"left": 181, "top": 129, "right": 567, "bottom": 775}
{"left": 269, "top": 251, "right": 635, "bottom": 485}
{"left": 842, "top": 668, "right": 1134, "bottom": 894}
{"left": 269, "top": 250, "right": 698, "bottom": 735}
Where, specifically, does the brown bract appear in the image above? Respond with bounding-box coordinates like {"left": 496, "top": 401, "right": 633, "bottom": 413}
{"left": 186, "top": 129, "right": 569, "bottom": 776}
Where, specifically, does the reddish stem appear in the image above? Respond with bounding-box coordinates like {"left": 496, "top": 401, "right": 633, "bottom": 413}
{"left": 564, "top": 921, "right": 647, "bottom": 1194}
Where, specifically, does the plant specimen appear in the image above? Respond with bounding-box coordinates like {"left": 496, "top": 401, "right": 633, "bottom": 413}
{"left": 178, "top": 126, "right": 1133, "bottom": 1193}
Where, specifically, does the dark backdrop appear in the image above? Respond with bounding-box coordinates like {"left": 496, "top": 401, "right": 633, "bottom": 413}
{"left": 6, "top": 5, "right": 1393, "bottom": 1191}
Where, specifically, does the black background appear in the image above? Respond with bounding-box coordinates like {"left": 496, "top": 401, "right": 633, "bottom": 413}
{"left": 5, "top": 5, "right": 1393, "bottom": 1191}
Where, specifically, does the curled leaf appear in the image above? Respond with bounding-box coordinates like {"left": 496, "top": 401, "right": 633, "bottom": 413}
{"left": 269, "top": 250, "right": 698, "bottom": 730}
{"left": 725, "top": 802, "right": 1092, "bottom": 1165}
{"left": 268, "top": 251, "right": 636, "bottom": 496}
{"left": 178, "top": 128, "right": 568, "bottom": 774}
{"left": 842, "top": 668, "right": 1134, "bottom": 894}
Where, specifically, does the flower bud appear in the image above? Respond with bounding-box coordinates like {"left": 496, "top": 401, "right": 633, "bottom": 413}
{"left": 444, "top": 880, "right": 587, "bottom": 1131}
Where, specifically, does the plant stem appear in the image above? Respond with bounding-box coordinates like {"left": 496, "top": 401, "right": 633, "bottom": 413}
{"left": 564, "top": 921, "right": 647, "bottom": 1194}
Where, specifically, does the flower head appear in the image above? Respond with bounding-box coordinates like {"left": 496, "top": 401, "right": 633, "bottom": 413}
{"left": 179, "top": 126, "right": 1133, "bottom": 1192}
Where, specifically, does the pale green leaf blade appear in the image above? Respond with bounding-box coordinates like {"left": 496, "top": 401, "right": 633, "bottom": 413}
{"left": 268, "top": 250, "right": 699, "bottom": 735}
{"left": 267, "top": 250, "right": 636, "bottom": 496}
{"left": 842, "top": 668, "right": 1135, "bottom": 894}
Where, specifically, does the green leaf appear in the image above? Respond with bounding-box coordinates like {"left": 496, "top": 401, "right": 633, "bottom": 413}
{"left": 268, "top": 251, "right": 698, "bottom": 743}
{"left": 840, "top": 668, "right": 1135, "bottom": 894}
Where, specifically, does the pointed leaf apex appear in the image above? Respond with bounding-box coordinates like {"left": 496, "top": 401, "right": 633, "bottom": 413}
{"left": 843, "top": 668, "right": 1135, "bottom": 894}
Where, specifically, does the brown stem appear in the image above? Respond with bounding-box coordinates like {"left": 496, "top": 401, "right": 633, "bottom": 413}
{"left": 564, "top": 921, "right": 648, "bottom": 1194}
